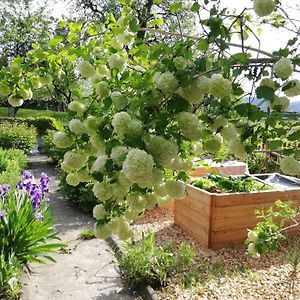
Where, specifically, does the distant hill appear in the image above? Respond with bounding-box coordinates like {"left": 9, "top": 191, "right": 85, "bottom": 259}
{"left": 243, "top": 98, "right": 300, "bottom": 113}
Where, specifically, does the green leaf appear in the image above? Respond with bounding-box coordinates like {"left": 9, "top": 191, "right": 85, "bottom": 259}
{"left": 191, "top": 3, "right": 200, "bottom": 12}
{"left": 170, "top": 2, "right": 183, "bottom": 14}
{"left": 47, "top": 36, "right": 64, "bottom": 48}
{"left": 256, "top": 86, "right": 275, "bottom": 101}
{"left": 129, "top": 19, "right": 140, "bottom": 33}
{"left": 269, "top": 140, "right": 282, "bottom": 150}
{"left": 197, "top": 38, "right": 209, "bottom": 52}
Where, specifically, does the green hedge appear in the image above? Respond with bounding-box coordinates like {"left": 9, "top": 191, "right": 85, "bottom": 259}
{"left": 0, "top": 148, "right": 27, "bottom": 186}
{"left": 0, "top": 122, "right": 37, "bottom": 153}
{"left": 0, "top": 116, "right": 60, "bottom": 136}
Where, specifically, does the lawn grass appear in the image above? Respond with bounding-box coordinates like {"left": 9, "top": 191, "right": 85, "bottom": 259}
{"left": 0, "top": 107, "right": 70, "bottom": 123}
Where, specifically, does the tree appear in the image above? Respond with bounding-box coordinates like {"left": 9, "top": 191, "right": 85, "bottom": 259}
{"left": 0, "top": 0, "right": 300, "bottom": 248}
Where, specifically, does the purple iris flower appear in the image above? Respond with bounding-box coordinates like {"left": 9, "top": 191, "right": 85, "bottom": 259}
{"left": 17, "top": 180, "right": 23, "bottom": 191}
{"left": 0, "top": 184, "right": 11, "bottom": 197}
{"left": 0, "top": 210, "right": 5, "bottom": 220}
{"left": 34, "top": 212, "right": 44, "bottom": 222}
{"left": 23, "top": 171, "right": 33, "bottom": 181}
{"left": 39, "top": 173, "right": 49, "bottom": 193}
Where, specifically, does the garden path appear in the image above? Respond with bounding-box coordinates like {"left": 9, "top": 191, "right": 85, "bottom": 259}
{"left": 21, "top": 153, "right": 137, "bottom": 300}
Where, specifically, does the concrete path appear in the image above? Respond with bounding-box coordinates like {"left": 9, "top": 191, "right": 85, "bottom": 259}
{"left": 21, "top": 154, "right": 137, "bottom": 300}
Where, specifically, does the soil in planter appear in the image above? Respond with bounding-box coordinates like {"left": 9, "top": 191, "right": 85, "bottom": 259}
{"left": 192, "top": 173, "right": 272, "bottom": 193}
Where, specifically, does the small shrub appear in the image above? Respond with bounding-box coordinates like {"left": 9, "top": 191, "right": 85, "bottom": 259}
{"left": 0, "top": 122, "right": 36, "bottom": 152}
{"left": 0, "top": 116, "right": 60, "bottom": 136}
{"left": 0, "top": 148, "right": 27, "bottom": 186}
{"left": 119, "top": 232, "right": 196, "bottom": 287}
{"left": 80, "top": 228, "right": 96, "bottom": 240}
{"left": 0, "top": 254, "right": 22, "bottom": 300}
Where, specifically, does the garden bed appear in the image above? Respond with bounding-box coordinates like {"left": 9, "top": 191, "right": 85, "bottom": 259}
{"left": 174, "top": 174, "right": 300, "bottom": 249}
{"left": 132, "top": 206, "right": 300, "bottom": 300}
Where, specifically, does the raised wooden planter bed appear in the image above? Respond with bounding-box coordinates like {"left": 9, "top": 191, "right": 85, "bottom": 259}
{"left": 174, "top": 175, "right": 300, "bottom": 249}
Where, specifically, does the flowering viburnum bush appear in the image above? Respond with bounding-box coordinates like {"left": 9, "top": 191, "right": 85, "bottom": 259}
{"left": 1, "top": 1, "right": 299, "bottom": 244}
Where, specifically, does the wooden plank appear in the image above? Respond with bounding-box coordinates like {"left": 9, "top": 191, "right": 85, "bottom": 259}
{"left": 214, "top": 190, "right": 300, "bottom": 207}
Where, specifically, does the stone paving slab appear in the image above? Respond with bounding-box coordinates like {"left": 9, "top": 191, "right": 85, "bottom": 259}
{"left": 21, "top": 154, "right": 137, "bottom": 300}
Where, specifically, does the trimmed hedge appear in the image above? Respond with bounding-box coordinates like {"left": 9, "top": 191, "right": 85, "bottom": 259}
{"left": 0, "top": 148, "right": 27, "bottom": 186}
{"left": 0, "top": 122, "right": 37, "bottom": 153}
{"left": 0, "top": 116, "right": 60, "bottom": 136}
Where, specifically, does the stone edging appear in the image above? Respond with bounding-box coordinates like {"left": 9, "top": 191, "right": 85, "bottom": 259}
{"left": 105, "top": 237, "right": 159, "bottom": 300}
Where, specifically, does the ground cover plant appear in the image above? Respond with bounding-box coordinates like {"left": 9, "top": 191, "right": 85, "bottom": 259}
{"left": 0, "top": 0, "right": 299, "bottom": 261}
{"left": 192, "top": 173, "right": 272, "bottom": 193}
{"left": 0, "top": 171, "right": 62, "bottom": 299}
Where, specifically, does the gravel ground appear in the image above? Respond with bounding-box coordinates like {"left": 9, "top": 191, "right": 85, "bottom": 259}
{"left": 132, "top": 206, "right": 300, "bottom": 300}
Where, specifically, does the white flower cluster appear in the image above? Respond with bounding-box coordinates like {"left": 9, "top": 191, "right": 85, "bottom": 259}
{"left": 164, "top": 180, "right": 186, "bottom": 199}
{"left": 253, "top": 0, "right": 275, "bottom": 17}
{"left": 274, "top": 58, "right": 293, "bottom": 79}
{"left": 18, "top": 87, "right": 33, "bottom": 100}
{"left": 173, "top": 56, "right": 187, "bottom": 70}
{"left": 111, "top": 146, "right": 128, "bottom": 166}
{"left": 153, "top": 72, "right": 179, "bottom": 94}
{"left": 78, "top": 60, "right": 96, "bottom": 78}
{"left": 196, "top": 76, "right": 211, "bottom": 94}
{"left": 283, "top": 79, "right": 300, "bottom": 97}
{"left": 260, "top": 78, "right": 276, "bottom": 89}
{"left": 203, "top": 135, "right": 222, "bottom": 154}
{"left": 93, "top": 204, "right": 107, "bottom": 220}
{"left": 112, "top": 112, "right": 143, "bottom": 138}
{"left": 211, "top": 115, "right": 228, "bottom": 132}
{"left": 179, "top": 81, "right": 204, "bottom": 104}
{"left": 91, "top": 155, "right": 107, "bottom": 173}
{"left": 0, "top": 83, "right": 11, "bottom": 97}
{"left": 108, "top": 54, "right": 125, "bottom": 71}
{"left": 280, "top": 157, "right": 300, "bottom": 176}
{"left": 227, "top": 139, "right": 247, "bottom": 160}
{"left": 176, "top": 112, "right": 201, "bottom": 140}
{"left": 8, "top": 95, "right": 23, "bottom": 107}
{"left": 63, "top": 150, "right": 88, "bottom": 171}
{"left": 69, "top": 119, "right": 88, "bottom": 135}
{"left": 268, "top": 96, "right": 290, "bottom": 112}
{"left": 52, "top": 131, "right": 73, "bottom": 148}
{"left": 122, "top": 148, "right": 154, "bottom": 187}
{"left": 145, "top": 135, "right": 178, "bottom": 167}
{"left": 247, "top": 230, "right": 260, "bottom": 258}
{"left": 84, "top": 116, "right": 101, "bottom": 132}
{"left": 97, "top": 65, "right": 111, "bottom": 79}
{"left": 220, "top": 126, "right": 238, "bottom": 141}
{"left": 111, "top": 91, "right": 127, "bottom": 110}
{"left": 68, "top": 101, "right": 86, "bottom": 115}
{"left": 93, "top": 181, "right": 113, "bottom": 201}
{"left": 209, "top": 74, "right": 232, "bottom": 99}
{"left": 66, "top": 173, "right": 80, "bottom": 186}
{"left": 96, "top": 81, "right": 111, "bottom": 98}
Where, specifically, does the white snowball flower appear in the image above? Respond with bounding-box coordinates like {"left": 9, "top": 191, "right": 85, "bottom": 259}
{"left": 209, "top": 74, "right": 232, "bottom": 98}
{"left": 0, "top": 83, "right": 11, "bottom": 96}
{"left": 179, "top": 81, "right": 204, "bottom": 104}
{"left": 52, "top": 131, "right": 73, "bottom": 148}
{"left": 111, "top": 146, "right": 128, "bottom": 166}
{"left": 66, "top": 173, "right": 80, "bottom": 186}
{"left": 94, "top": 222, "right": 112, "bottom": 239}
{"left": 145, "top": 135, "right": 178, "bottom": 167}
{"left": 63, "top": 151, "right": 88, "bottom": 170}
{"left": 96, "top": 81, "right": 110, "bottom": 98}
{"left": 108, "top": 54, "right": 125, "bottom": 71}
{"left": 78, "top": 60, "right": 96, "bottom": 78}
{"left": 111, "top": 91, "right": 127, "bottom": 110}
{"left": 203, "top": 136, "right": 222, "bottom": 154}
{"left": 253, "top": 0, "right": 275, "bottom": 17}
{"left": 274, "top": 58, "right": 293, "bottom": 79}
{"left": 93, "top": 204, "right": 107, "bottom": 220}
{"left": 112, "top": 112, "right": 143, "bottom": 138}
{"left": 247, "top": 230, "right": 258, "bottom": 243}
{"left": 196, "top": 76, "right": 211, "bottom": 94}
{"left": 69, "top": 119, "right": 88, "bottom": 135}
{"left": 280, "top": 157, "right": 300, "bottom": 176}
{"left": 153, "top": 72, "right": 179, "bottom": 94}
{"left": 228, "top": 139, "right": 247, "bottom": 160}
{"left": 68, "top": 101, "right": 86, "bottom": 115}
{"left": 220, "top": 126, "right": 238, "bottom": 141}
{"left": 173, "top": 56, "right": 187, "bottom": 70}
{"left": 91, "top": 155, "right": 107, "bottom": 173}
{"left": 8, "top": 95, "right": 23, "bottom": 107}
{"left": 122, "top": 148, "right": 154, "bottom": 187}
{"left": 283, "top": 79, "right": 300, "bottom": 97}
{"left": 268, "top": 96, "right": 290, "bottom": 112}
{"left": 92, "top": 182, "right": 113, "bottom": 201}
{"left": 260, "top": 78, "right": 276, "bottom": 89}
{"left": 164, "top": 180, "right": 186, "bottom": 199}
{"left": 176, "top": 112, "right": 202, "bottom": 140}
{"left": 211, "top": 116, "right": 228, "bottom": 132}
